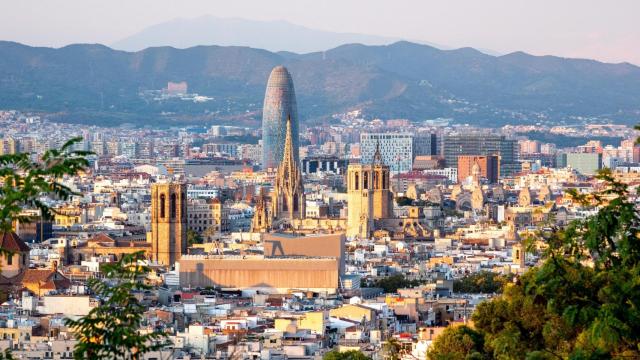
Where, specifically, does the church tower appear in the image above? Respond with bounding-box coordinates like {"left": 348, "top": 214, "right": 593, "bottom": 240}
{"left": 271, "top": 116, "right": 306, "bottom": 222}
{"left": 512, "top": 242, "right": 526, "bottom": 269}
{"left": 150, "top": 182, "right": 187, "bottom": 267}
{"left": 370, "top": 143, "right": 393, "bottom": 220}
{"left": 251, "top": 188, "right": 272, "bottom": 232}
{"left": 347, "top": 142, "right": 393, "bottom": 238}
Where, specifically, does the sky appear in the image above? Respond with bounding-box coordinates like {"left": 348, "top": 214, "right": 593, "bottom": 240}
{"left": 0, "top": 0, "right": 638, "bottom": 65}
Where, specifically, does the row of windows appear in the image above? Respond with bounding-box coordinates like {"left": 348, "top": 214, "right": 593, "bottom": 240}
{"left": 158, "top": 193, "right": 186, "bottom": 219}
{"left": 6, "top": 254, "right": 27, "bottom": 266}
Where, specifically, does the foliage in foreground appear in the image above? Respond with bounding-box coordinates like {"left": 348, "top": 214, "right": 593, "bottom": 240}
{"left": 429, "top": 169, "right": 640, "bottom": 359}
{"left": 323, "top": 349, "right": 372, "bottom": 360}
{"left": 65, "top": 251, "right": 170, "bottom": 359}
{"left": 427, "top": 325, "right": 485, "bottom": 360}
{"left": 0, "top": 137, "right": 91, "bottom": 232}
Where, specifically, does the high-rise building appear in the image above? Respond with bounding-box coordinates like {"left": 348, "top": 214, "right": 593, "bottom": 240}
{"left": 150, "top": 183, "right": 187, "bottom": 267}
{"left": 414, "top": 133, "right": 438, "bottom": 156}
{"left": 562, "top": 153, "right": 602, "bottom": 175}
{"left": 519, "top": 140, "right": 541, "bottom": 154}
{"left": 443, "top": 134, "right": 519, "bottom": 177}
{"left": 457, "top": 155, "right": 500, "bottom": 183}
{"left": 0, "top": 138, "right": 18, "bottom": 155}
{"left": 360, "top": 133, "right": 414, "bottom": 173}
{"left": 262, "top": 66, "right": 299, "bottom": 170}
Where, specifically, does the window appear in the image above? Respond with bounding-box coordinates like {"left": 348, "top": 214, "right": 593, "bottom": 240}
{"left": 7, "top": 254, "right": 12, "bottom": 266}
{"left": 354, "top": 173, "right": 359, "bottom": 190}
{"left": 160, "top": 194, "right": 166, "bottom": 218}
{"left": 170, "top": 193, "right": 177, "bottom": 219}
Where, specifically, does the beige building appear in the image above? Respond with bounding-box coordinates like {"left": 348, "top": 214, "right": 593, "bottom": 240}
{"left": 187, "top": 198, "right": 230, "bottom": 237}
{"left": 0, "top": 232, "right": 30, "bottom": 278}
{"left": 178, "top": 256, "right": 340, "bottom": 294}
{"left": 178, "top": 233, "right": 345, "bottom": 294}
{"left": 150, "top": 182, "right": 187, "bottom": 267}
{"left": 346, "top": 144, "right": 393, "bottom": 238}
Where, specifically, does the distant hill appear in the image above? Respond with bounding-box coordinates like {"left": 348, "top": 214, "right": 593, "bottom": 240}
{"left": 0, "top": 40, "right": 639, "bottom": 127}
{"left": 111, "top": 16, "right": 420, "bottom": 53}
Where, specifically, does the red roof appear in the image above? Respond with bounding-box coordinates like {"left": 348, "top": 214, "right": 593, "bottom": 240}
{"left": 0, "top": 232, "right": 30, "bottom": 252}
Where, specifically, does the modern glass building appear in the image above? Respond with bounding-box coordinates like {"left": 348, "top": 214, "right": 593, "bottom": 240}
{"left": 261, "top": 66, "right": 299, "bottom": 170}
{"left": 360, "top": 133, "right": 414, "bottom": 173}
{"left": 443, "top": 133, "right": 520, "bottom": 177}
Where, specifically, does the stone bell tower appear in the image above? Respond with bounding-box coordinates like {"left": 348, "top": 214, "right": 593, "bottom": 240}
{"left": 150, "top": 182, "right": 187, "bottom": 267}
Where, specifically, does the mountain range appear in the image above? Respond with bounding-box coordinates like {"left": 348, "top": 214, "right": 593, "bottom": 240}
{"left": 111, "top": 16, "right": 441, "bottom": 54}
{"left": 0, "top": 40, "right": 639, "bottom": 127}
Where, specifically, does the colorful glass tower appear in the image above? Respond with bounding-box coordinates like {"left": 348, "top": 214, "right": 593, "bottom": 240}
{"left": 261, "top": 66, "right": 299, "bottom": 170}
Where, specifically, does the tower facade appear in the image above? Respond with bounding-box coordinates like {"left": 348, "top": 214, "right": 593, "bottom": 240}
{"left": 272, "top": 117, "right": 306, "bottom": 222}
{"left": 346, "top": 145, "right": 393, "bottom": 238}
{"left": 262, "top": 66, "right": 299, "bottom": 170}
{"left": 251, "top": 188, "right": 271, "bottom": 232}
{"left": 150, "top": 183, "right": 187, "bottom": 267}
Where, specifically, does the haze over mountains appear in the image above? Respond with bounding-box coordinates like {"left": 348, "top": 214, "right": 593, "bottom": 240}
{"left": 112, "top": 16, "right": 436, "bottom": 54}
{"left": 0, "top": 39, "right": 639, "bottom": 127}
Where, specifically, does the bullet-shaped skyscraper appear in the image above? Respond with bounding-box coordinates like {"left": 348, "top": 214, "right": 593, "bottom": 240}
{"left": 262, "top": 66, "right": 299, "bottom": 169}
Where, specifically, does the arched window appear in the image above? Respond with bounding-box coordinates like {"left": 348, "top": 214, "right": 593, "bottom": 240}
{"left": 170, "top": 193, "right": 177, "bottom": 219}
{"left": 363, "top": 171, "right": 369, "bottom": 189}
{"left": 354, "top": 173, "right": 359, "bottom": 190}
{"left": 160, "top": 194, "right": 166, "bottom": 218}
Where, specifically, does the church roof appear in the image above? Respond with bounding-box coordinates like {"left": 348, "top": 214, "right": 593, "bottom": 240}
{"left": 0, "top": 231, "right": 30, "bottom": 252}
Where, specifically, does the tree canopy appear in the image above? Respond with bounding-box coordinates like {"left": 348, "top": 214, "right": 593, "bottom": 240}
{"left": 323, "top": 349, "right": 372, "bottom": 360}
{"left": 431, "top": 169, "right": 640, "bottom": 359}
{"left": 0, "top": 137, "right": 90, "bottom": 232}
{"left": 65, "top": 251, "right": 170, "bottom": 359}
{"left": 453, "top": 271, "right": 509, "bottom": 294}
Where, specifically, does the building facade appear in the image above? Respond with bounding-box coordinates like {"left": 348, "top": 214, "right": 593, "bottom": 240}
{"left": 150, "top": 183, "right": 187, "bottom": 267}
{"left": 262, "top": 66, "right": 299, "bottom": 170}
{"left": 457, "top": 155, "right": 500, "bottom": 183}
{"left": 444, "top": 134, "right": 519, "bottom": 177}
{"left": 360, "top": 133, "right": 413, "bottom": 173}
{"left": 347, "top": 147, "right": 393, "bottom": 238}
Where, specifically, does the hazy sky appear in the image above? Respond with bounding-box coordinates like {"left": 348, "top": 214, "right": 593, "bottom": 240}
{"left": 1, "top": 0, "right": 638, "bottom": 65}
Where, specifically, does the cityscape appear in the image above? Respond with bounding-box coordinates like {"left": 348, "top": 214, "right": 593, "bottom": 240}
{"left": 0, "top": 1, "right": 639, "bottom": 359}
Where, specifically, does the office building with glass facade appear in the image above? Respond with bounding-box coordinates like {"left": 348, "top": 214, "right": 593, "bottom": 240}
{"left": 261, "top": 66, "right": 299, "bottom": 170}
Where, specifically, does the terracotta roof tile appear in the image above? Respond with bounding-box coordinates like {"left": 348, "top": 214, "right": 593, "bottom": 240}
{"left": 0, "top": 232, "right": 30, "bottom": 252}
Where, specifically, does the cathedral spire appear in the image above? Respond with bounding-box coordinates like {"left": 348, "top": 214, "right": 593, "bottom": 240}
{"left": 271, "top": 114, "right": 305, "bottom": 223}
{"left": 373, "top": 139, "right": 383, "bottom": 166}
{"left": 283, "top": 115, "right": 295, "bottom": 167}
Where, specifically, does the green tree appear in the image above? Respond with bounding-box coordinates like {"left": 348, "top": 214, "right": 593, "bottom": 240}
{"left": 0, "top": 138, "right": 90, "bottom": 360}
{"left": 427, "top": 325, "right": 485, "bottom": 360}
{"left": 372, "top": 274, "right": 421, "bottom": 293}
{"left": 396, "top": 196, "right": 413, "bottom": 206}
{"left": 323, "top": 349, "right": 372, "bottom": 360}
{"left": 382, "top": 337, "right": 403, "bottom": 360}
{"left": 471, "top": 169, "right": 640, "bottom": 358}
{"left": 65, "top": 251, "right": 170, "bottom": 359}
{"left": 187, "top": 228, "right": 203, "bottom": 246}
{"left": 0, "top": 137, "right": 90, "bottom": 232}
{"left": 453, "top": 271, "right": 509, "bottom": 294}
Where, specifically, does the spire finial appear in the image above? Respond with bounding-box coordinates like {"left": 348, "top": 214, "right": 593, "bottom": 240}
{"left": 373, "top": 139, "right": 382, "bottom": 165}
